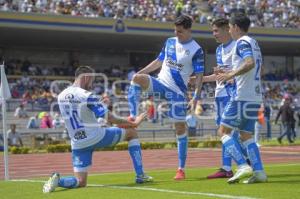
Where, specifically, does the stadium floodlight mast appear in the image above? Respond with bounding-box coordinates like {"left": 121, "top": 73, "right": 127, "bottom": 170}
{"left": 0, "top": 62, "right": 11, "bottom": 181}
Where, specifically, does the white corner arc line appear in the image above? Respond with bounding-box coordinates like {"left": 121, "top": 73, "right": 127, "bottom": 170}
{"left": 11, "top": 179, "right": 259, "bottom": 199}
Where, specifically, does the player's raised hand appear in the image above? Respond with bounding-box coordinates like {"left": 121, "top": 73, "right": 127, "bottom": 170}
{"left": 213, "top": 67, "right": 224, "bottom": 75}
{"left": 216, "top": 72, "right": 233, "bottom": 84}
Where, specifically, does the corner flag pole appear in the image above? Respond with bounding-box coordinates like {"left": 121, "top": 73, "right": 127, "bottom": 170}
{"left": 1, "top": 62, "right": 11, "bottom": 180}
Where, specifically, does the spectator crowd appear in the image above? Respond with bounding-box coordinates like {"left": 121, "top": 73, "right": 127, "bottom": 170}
{"left": 0, "top": 0, "right": 299, "bottom": 29}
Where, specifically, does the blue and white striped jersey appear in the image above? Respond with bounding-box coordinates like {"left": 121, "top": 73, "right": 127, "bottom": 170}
{"left": 215, "top": 40, "right": 235, "bottom": 97}
{"left": 231, "top": 35, "right": 263, "bottom": 102}
{"left": 157, "top": 37, "right": 204, "bottom": 96}
{"left": 58, "top": 85, "right": 107, "bottom": 150}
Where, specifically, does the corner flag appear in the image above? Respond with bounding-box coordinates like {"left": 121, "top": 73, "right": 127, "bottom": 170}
{"left": 0, "top": 64, "right": 11, "bottom": 99}
{"left": 1, "top": 63, "right": 11, "bottom": 180}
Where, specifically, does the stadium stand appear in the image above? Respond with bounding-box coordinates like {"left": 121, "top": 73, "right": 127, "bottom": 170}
{"left": 0, "top": 0, "right": 299, "bottom": 28}
{"left": 0, "top": 1, "right": 299, "bottom": 148}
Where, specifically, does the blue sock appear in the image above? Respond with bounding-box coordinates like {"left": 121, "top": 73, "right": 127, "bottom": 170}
{"left": 222, "top": 143, "right": 232, "bottom": 171}
{"left": 128, "top": 139, "right": 144, "bottom": 176}
{"left": 128, "top": 82, "right": 142, "bottom": 118}
{"left": 177, "top": 134, "right": 188, "bottom": 169}
{"left": 231, "top": 130, "right": 248, "bottom": 158}
{"left": 243, "top": 138, "right": 264, "bottom": 171}
{"left": 58, "top": 176, "right": 78, "bottom": 189}
{"left": 221, "top": 135, "right": 247, "bottom": 167}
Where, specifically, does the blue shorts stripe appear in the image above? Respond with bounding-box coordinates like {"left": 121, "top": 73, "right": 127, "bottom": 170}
{"left": 220, "top": 101, "right": 260, "bottom": 133}
{"left": 149, "top": 77, "right": 187, "bottom": 121}
{"left": 72, "top": 127, "right": 124, "bottom": 170}
{"left": 215, "top": 96, "right": 230, "bottom": 126}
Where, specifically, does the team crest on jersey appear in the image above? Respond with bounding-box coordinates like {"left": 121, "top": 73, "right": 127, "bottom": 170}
{"left": 65, "top": 93, "right": 74, "bottom": 100}
{"left": 255, "top": 85, "right": 261, "bottom": 94}
{"left": 184, "top": 50, "right": 190, "bottom": 56}
{"left": 177, "top": 46, "right": 190, "bottom": 56}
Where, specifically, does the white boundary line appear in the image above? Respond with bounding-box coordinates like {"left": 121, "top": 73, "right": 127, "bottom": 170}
{"left": 11, "top": 179, "right": 259, "bottom": 199}
{"left": 86, "top": 163, "right": 300, "bottom": 177}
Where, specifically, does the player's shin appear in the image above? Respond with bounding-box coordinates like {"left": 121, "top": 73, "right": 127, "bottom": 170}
{"left": 222, "top": 143, "right": 232, "bottom": 171}
{"left": 243, "top": 138, "right": 264, "bottom": 172}
{"left": 231, "top": 130, "right": 248, "bottom": 160}
{"left": 221, "top": 134, "right": 247, "bottom": 166}
{"left": 128, "top": 138, "right": 144, "bottom": 176}
{"left": 177, "top": 133, "right": 188, "bottom": 169}
{"left": 128, "top": 82, "right": 142, "bottom": 118}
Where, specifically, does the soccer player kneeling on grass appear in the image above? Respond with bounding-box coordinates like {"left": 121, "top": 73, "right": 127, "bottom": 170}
{"left": 43, "top": 66, "right": 152, "bottom": 193}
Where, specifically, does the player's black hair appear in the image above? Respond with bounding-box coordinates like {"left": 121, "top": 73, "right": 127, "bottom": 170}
{"left": 174, "top": 14, "right": 193, "bottom": 29}
{"left": 212, "top": 18, "right": 229, "bottom": 29}
{"left": 229, "top": 12, "right": 251, "bottom": 32}
{"left": 75, "top": 66, "right": 95, "bottom": 77}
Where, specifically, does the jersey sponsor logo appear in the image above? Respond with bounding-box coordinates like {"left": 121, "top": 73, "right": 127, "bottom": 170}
{"left": 74, "top": 130, "right": 87, "bottom": 140}
{"left": 166, "top": 58, "right": 184, "bottom": 71}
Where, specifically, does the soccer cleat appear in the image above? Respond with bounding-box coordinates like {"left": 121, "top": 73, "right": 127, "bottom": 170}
{"left": 135, "top": 173, "right": 153, "bottom": 184}
{"left": 243, "top": 171, "right": 267, "bottom": 184}
{"left": 246, "top": 158, "right": 252, "bottom": 166}
{"left": 207, "top": 168, "right": 233, "bottom": 179}
{"left": 174, "top": 169, "right": 185, "bottom": 180}
{"left": 227, "top": 165, "right": 252, "bottom": 184}
{"left": 43, "top": 172, "right": 60, "bottom": 193}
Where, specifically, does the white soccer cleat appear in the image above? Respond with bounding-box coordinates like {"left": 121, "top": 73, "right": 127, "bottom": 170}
{"left": 243, "top": 171, "right": 267, "bottom": 184}
{"left": 43, "top": 172, "right": 60, "bottom": 193}
{"left": 135, "top": 173, "right": 154, "bottom": 184}
{"left": 227, "top": 165, "right": 252, "bottom": 184}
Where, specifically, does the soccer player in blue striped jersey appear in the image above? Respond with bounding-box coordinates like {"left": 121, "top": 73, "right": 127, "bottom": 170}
{"left": 202, "top": 18, "right": 238, "bottom": 179}
{"left": 43, "top": 66, "right": 152, "bottom": 193}
{"left": 127, "top": 15, "right": 204, "bottom": 180}
{"left": 217, "top": 13, "right": 267, "bottom": 184}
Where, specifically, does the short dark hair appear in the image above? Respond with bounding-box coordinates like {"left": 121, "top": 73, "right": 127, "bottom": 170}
{"left": 75, "top": 66, "right": 95, "bottom": 78}
{"left": 212, "top": 18, "right": 229, "bottom": 28}
{"left": 229, "top": 12, "right": 251, "bottom": 32}
{"left": 174, "top": 14, "right": 193, "bottom": 29}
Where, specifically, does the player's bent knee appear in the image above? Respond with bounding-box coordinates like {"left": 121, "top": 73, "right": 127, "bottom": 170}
{"left": 239, "top": 132, "right": 252, "bottom": 141}
{"left": 218, "top": 125, "right": 231, "bottom": 136}
{"left": 132, "top": 74, "right": 149, "bottom": 90}
{"left": 125, "top": 128, "right": 138, "bottom": 141}
{"left": 77, "top": 178, "right": 87, "bottom": 187}
{"left": 175, "top": 123, "right": 186, "bottom": 135}
{"left": 78, "top": 181, "right": 87, "bottom": 188}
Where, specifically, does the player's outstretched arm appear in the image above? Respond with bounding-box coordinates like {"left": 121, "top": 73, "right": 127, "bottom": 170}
{"left": 188, "top": 73, "right": 203, "bottom": 111}
{"left": 107, "top": 112, "right": 147, "bottom": 128}
{"left": 189, "top": 74, "right": 216, "bottom": 85}
{"left": 216, "top": 57, "right": 254, "bottom": 83}
{"left": 137, "top": 59, "right": 162, "bottom": 75}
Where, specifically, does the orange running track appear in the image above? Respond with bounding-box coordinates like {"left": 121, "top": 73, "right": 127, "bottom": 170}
{"left": 1, "top": 146, "right": 300, "bottom": 180}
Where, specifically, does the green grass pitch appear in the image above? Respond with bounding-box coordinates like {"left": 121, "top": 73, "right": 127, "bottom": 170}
{"left": 1, "top": 163, "right": 300, "bottom": 199}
